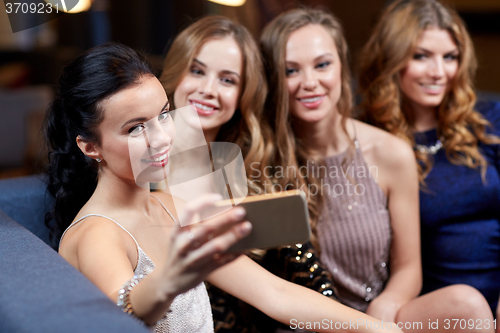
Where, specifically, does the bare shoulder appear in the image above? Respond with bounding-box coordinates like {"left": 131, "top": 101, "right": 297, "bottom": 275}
{"left": 59, "top": 215, "right": 136, "bottom": 269}
{"left": 353, "top": 119, "right": 416, "bottom": 169}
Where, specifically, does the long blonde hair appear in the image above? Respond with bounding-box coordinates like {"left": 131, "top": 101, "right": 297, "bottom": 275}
{"left": 160, "top": 16, "right": 274, "bottom": 190}
{"left": 359, "top": 0, "right": 500, "bottom": 184}
{"left": 260, "top": 8, "right": 353, "bottom": 252}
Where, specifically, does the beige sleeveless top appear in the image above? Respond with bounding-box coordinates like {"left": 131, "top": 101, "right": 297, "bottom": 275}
{"left": 60, "top": 196, "right": 214, "bottom": 332}
{"left": 318, "top": 138, "right": 391, "bottom": 312}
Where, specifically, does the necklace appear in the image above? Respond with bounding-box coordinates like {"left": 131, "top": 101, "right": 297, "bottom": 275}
{"left": 414, "top": 137, "right": 444, "bottom": 155}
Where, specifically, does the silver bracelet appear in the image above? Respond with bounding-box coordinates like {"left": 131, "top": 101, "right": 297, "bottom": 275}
{"left": 117, "top": 274, "right": 144, "bottom": 315}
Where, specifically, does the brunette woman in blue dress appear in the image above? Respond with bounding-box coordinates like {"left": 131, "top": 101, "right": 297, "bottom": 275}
{"left": 359, "top": 0, "right": 500, "bottom": 326}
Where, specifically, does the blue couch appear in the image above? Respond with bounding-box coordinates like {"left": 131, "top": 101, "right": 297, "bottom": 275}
{"left": 0, "top": 175, "right": 149, "bottom": 333}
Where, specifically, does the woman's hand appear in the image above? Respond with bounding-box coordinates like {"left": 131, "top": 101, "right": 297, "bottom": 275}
{"left": 130, "top": 194, "right": 251, "bottom": 324}
{"left": 158, "top": 194, "right": 252, "bottom": 297}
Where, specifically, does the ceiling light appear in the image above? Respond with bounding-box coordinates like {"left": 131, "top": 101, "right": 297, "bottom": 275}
{"left": 208, "top": 0, "right": 246, "bottom": 7}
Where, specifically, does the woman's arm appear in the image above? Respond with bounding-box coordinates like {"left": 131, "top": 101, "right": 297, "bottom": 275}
{"left": 63, "top": 195, "right": 251, "bottom": 325}
{"left": 73, "top": 218, "right": 176, "bottom": 324}
{"left": 208, "top": 255, "right": 403, "bottom": 333}
{"left": 366, "top": 136, "right": 422, "bottom": 322}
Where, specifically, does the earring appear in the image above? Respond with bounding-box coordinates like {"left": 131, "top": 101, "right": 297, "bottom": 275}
{"left": 96, "top": 158, "right": 101, "bottom": 163}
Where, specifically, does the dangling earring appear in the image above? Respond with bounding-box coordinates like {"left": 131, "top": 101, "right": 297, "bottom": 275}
{"left": 96, "top": 158, "right": 102, "bottom": 163}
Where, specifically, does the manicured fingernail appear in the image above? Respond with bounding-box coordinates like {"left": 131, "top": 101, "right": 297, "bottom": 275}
{"left": 234, "top": 207, "right": 246, "bottom": 218}
{"left": 240, "top": 221, "right": 252, "bottom": 234}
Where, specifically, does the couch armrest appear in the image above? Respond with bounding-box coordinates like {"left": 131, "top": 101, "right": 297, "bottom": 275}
{"left": 0, "top": 210, "right": 150, "bottom": 333}
{"left": 0, "top": 175, "right": 53, "bottom": 245}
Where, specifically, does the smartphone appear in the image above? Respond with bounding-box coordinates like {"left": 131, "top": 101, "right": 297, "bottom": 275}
{"left": 212, "top": 190, "right": 311, "bottom": 252}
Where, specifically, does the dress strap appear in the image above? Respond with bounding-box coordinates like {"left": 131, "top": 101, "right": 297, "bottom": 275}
{"left": 59, "top": 213, "right": 140, "bottom": 250}
{"left": 151, "top": 195, "right": 177, "bottom": 223}
{"left": 59, "top": 195, "right": 175, "bottom": 249}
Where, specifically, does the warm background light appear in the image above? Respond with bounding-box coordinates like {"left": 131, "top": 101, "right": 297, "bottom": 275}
{"left": 44, "top": 0, "right": 93, "bottom": 13}
{"left": 208, "top": 0, "right": 246, "bottom": 7}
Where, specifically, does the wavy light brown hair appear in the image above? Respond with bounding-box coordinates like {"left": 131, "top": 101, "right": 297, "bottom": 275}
{"left": 160, "top": 16, "right": 274, "bottom": 192}
{"left": 260, "top": 8, "right": 353, "bottom": 252}
{"left": 359, "top": 0, "right": 500, "bottom": 184}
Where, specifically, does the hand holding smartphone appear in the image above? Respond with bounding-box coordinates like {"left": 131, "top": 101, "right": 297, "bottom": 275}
{"left": 209, "top": 190, "right": 311, "bottom": 251}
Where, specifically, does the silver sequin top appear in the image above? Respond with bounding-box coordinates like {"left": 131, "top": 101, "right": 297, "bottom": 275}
{"left": 60, "top": 196, "right": 214, "bottom": 333}
{"left": 318, "top": 138, "right": 391, "bottom": 312}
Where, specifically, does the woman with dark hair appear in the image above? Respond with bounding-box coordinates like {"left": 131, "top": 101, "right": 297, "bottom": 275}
{"left": 358, "top": 0, "right": 500, "bottom": 322}
{"left": 260, "top": 7, "right": 494, "bottom": 332}
{"left": 45, "top": 41, "right": 405, "bottom": 333}
{"left": 45, "top": 42, "right": 244, "bottom": 331}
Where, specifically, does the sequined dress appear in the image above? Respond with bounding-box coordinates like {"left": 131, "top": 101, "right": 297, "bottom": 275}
{"left": 59, "top": 196, "right": 214, "bottom": 333}
{"left": 318, "top": 137, "right": 391, "bottom": 312}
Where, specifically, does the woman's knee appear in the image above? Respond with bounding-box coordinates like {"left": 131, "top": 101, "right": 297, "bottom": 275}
{"left": 439, "top": 284, "right": 492, "bottom": 319}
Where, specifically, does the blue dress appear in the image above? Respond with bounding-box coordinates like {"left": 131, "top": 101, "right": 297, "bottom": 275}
{"left": 416, "top": 101, "right": 500, "bottom": 314}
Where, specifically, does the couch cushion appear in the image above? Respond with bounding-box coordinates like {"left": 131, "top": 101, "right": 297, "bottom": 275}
{"left": 0, "top": 210, "right": 150, "bottom": 333}
{"left": 0, "top": 174, "right": 53, "bottom": 245}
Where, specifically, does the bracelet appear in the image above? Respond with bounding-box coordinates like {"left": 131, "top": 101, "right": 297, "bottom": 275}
{"left": 117, "top": 274, "right": 144, "bottom": 315}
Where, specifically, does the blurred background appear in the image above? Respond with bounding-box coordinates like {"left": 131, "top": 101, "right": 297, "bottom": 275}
{"left": 0, "top": 0, "right": 499, "bottom": 179}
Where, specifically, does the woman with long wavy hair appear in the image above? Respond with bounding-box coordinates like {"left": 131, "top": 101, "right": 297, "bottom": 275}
{"left": 160, "top": 16, "right": 273, "bottom": 183}
{"left": 359, "top": 0, "right": 500, "bottom": 322}
{"left": 159, "top": 16, "right": 339, "bottom": 332}
{"left": 261, "top": 7, "right": 494, "bottom": 331}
